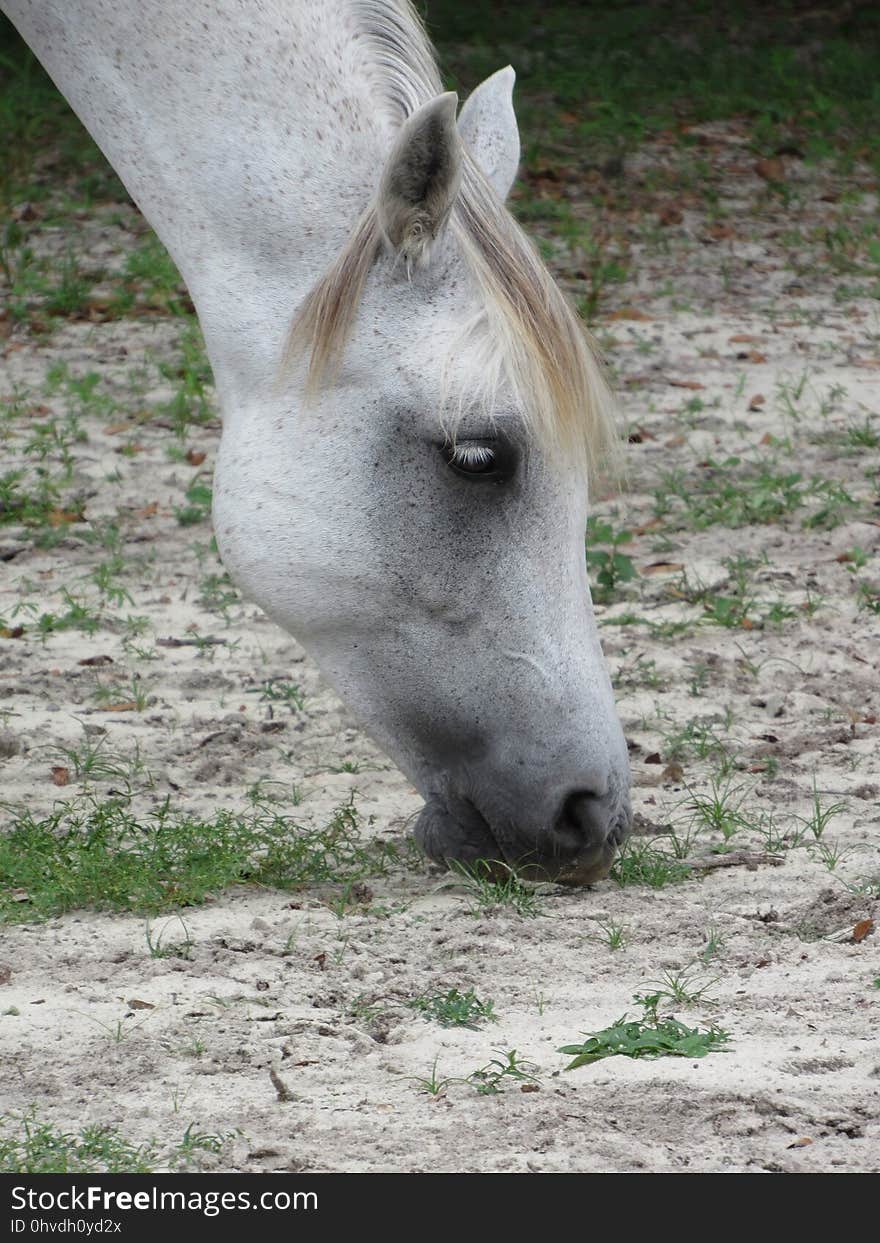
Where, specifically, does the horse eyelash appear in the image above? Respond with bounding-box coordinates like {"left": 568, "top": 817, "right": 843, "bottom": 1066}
{"left": 449, "top": 443, "right": 495, "bottom": 468}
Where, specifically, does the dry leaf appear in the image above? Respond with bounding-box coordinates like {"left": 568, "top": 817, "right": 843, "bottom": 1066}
{"left": 101, "top": 701, "right": 138, "bottom": 713}
{"left": 607, "top": 306, "right": 653, "bottom": 321}
{"left": 136, "top": 502, "right": 159, "bottom": 519}
{"left": 186, "top": 449, "right": 206, "bottom": 466}
{"left": 642, "top": 561, "right": 685, "bottom": 575}
{"left": 127, "top": 998, "right": 155, "bottom": 1010}
{"left": 78, "top": 654, "right": 114, "bottom": 667}
{"left": 633, "top": 518, "right": 664, "bottom": 535}
{"left": 662, "top": 763, "right": 684, "bottom": 783}
{"left": 748, "top": 394, "right": 766, "bottom": 410}
{"left": 787, "top": 1137, "right": 813, "bottom": 1150}
{"left": 51, "top": 766, "right": 70, "bottom": 787}
{"left": 852, "top": 918, "right": 874, "bottom": 943}
{"left": 658, "top": 205, "right": 683, "bottom": 226}
{"left": 48, "top": 507, "right": 85, "bottom": 527}
{"left": 668, "top": 378, "right": 705, "bottom": 390}
{"left": 755, "top": 157, "right": 785, "bottom": 181}
{"left": 729, "top": 334, "right": 762, "bottom": 344}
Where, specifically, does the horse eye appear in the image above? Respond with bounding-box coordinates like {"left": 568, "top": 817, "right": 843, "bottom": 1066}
{"left": 443, "top": 441, "right": 498, "bottom": 478}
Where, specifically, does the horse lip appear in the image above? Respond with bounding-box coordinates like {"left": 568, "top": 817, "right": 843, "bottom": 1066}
{"left": 413, "top": 792, "right": 504, "bottom": 867}
{"left": 415, "top": 793, "right": 632, "bottom": 885}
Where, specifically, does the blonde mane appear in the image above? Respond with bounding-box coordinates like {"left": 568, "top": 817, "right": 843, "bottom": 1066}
{"left": 284, "top": 0, "right": 618, "bottom": 482}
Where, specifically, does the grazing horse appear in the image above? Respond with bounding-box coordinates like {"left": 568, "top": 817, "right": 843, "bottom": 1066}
{"left": 2, "top": 0, "right": 632, "bottom": 882}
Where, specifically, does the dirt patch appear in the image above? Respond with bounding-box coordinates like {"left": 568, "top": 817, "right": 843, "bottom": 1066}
{"left": 1, "top": 123, "right": 879, "bottom": 1172}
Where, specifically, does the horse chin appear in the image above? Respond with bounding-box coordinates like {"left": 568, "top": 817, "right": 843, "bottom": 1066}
{"left": 414, "top": 798, "right": 631, "bottom": 888}
{"left": 413, "top": 796, "right": 501, "bottom": 868}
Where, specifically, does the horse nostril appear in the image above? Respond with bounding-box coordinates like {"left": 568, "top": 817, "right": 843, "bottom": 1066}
{"left": 555, "top": 789, "right": 611, "bottom": 848}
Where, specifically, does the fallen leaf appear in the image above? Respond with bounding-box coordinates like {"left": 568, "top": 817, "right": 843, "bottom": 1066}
{"left": 186, "top": 449, "right": 206, "bottom": 466}
{"left": 729, "top": 334, "right": 763, "bottom": 344}
{"left": 51, "top": 766, "right": 70, "bottom": 787}
{"left": 644, "top": 752, "right": 662, "bottom": 765}
{"left": 787, "top": 1137, "right": 813, "bottom": 1150}
{"left": 704, "top": 223, "right": 734, "bottom": 241}
{"left": 852, "top": 918, "right": 874, "bottom": 943}
{"left": 135, "top": 502, "right": 159, "bottom": 519}
{"left": 642, "top": 561, "right": 685, "bottom": 575}
{"left": 520, "top": 1084, "right": 541, "bottom": 1093}
{"left": 633, "top": 518, "right": 663, "bottom": 535}
{"left": 100, "top": 701, "right": 138, "bottom": 713}
{"left": 755, "top": 157, "right": 785, "bottom": 181}
{"left": 748, "top": 394, "right": 766, "bottom": 410}
{"left": 607, "top": 306, "right": 653, "bottom": 321}
{"left": 668, "top": 378, "right": 705, "bottom": 390}
{"left": 127, "top": 999, "right": 155, "bottom": 1010}
{"left": 658, "top": 205, "right": 683, "bottom": 226}
{"left": 13, "top": 202, "right": 40, "bottom": 221}
{"left": 661, "top": 763, "right": 684, "bottom": 783}
{"left": 78, "top": 654, "right": 114, "bottom": 667}
{"left": 48, "top": 507, "right": 85, "bottom": 527}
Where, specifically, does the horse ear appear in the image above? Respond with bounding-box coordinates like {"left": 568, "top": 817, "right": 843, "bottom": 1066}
{"left": 457, "top": 66, "right": 520, "bottom": 202}
{"left": 377, "top": 92, "right": 462, "bottom": 267}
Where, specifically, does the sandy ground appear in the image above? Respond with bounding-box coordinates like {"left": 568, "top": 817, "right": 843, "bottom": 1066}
{"left": 1, "top": 125, "right": 878, "bottom": 1172}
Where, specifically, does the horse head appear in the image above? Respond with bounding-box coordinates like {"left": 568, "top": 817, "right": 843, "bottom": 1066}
{"left": 214, "top": 66, "right": 631, "bottom": 883}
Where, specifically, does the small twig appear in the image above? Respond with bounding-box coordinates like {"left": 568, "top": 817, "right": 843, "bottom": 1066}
{"left": 157, "top": 635, "right": 226, "bottom": 648}
{"left": 269, "top": 1064, "right": 294, "bottom": 1103}
{"left": 680, "top": 851, "right": 785, "bottom": 872}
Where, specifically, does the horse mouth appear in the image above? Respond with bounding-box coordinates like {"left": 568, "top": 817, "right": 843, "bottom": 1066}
{"left": 413, "top": 795, "right": 630, "bottom": 886}
{"left": 413, "top": 793, "right": 501, "bottom": 869}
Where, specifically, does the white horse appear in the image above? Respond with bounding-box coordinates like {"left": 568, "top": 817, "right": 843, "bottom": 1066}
{"left": 3, "top": 0, "right": 631, "bottom": 882}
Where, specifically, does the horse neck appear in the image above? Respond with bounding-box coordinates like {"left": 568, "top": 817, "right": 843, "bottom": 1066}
{"left": 5, "top": 0, "right": 400, "bottom": 407}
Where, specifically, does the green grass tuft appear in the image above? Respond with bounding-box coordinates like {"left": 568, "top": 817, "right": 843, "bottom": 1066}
{"left": 560, "top": 1014, "right": 730, "bottom": 1069}
{"left": 408, "top": 987, "right": 496, "bottom": 1029}
{"left": 0, "top": 794, "right": 395, "bottom": 922}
